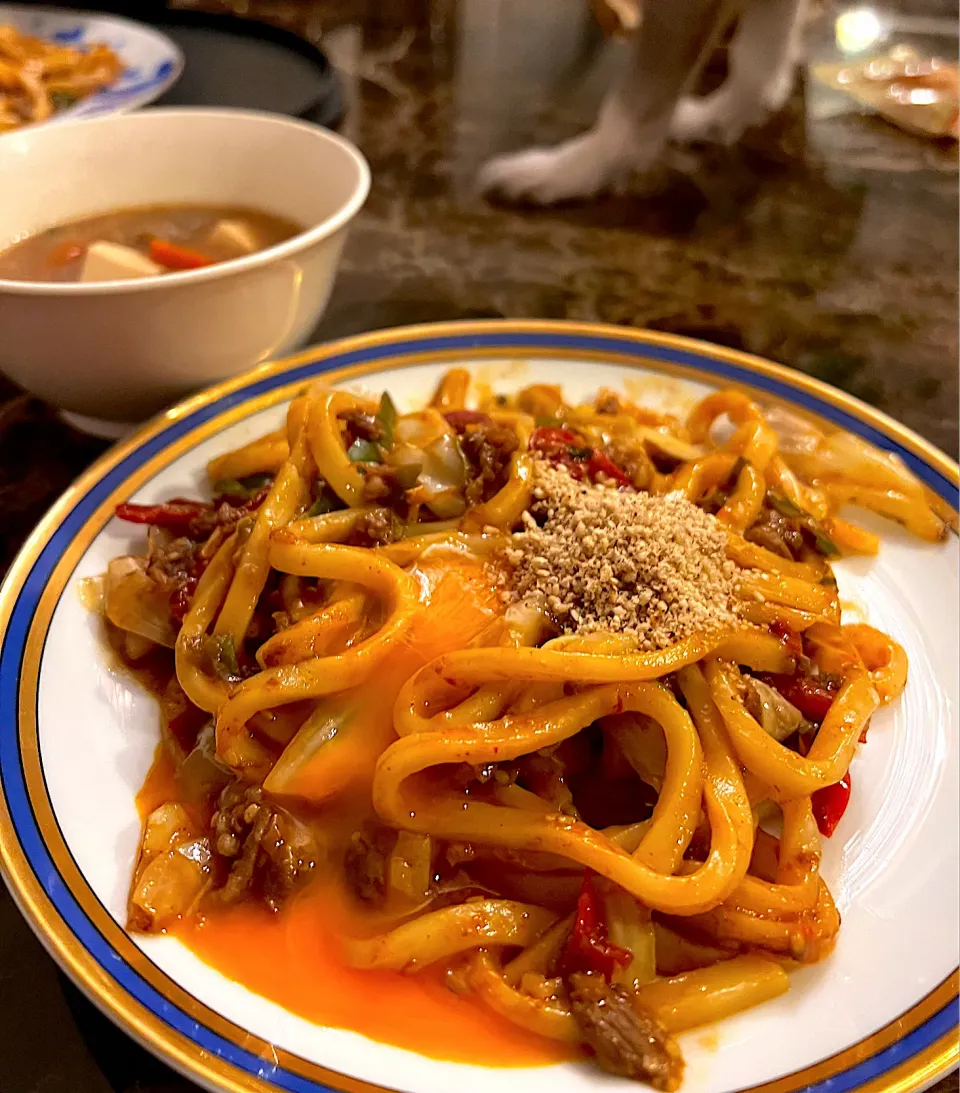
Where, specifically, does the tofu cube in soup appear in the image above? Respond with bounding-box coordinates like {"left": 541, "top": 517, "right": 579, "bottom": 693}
{"left": 80, "top": 241, "right": 162, "bottom": 282}
{"left": 205, "top": 219, "right": 261, "bottom": 258}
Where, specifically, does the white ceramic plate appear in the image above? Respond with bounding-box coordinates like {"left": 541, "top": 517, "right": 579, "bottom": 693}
{"left": 0, "top": 4, "right": 182, "bottom": 130}
{"left": 0, "top": 321, "right": 956, "bottom": 1093}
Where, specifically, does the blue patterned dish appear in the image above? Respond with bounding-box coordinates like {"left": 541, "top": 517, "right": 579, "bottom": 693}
{"left": 0, "top": 4, "right": 182, "bottom": 128}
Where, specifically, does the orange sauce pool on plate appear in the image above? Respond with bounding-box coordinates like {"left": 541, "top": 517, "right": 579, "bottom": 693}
{"left": 137, "top": 739, "right": 573, "bottom": 1069}
{"left": 173, "top": 885, "right": 575, "bottom": 1068}
{"left": 132, "top": 554, "right": 575, "bottom": 1068}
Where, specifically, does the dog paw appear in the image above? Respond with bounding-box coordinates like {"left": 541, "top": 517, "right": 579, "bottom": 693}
{"left": 671, "top": 66, "right": 796, "bottom": 145}
{"left": 670, "top": 93, "right": 761, "bottom": 145}
{"left": 478, "top": 141, "right": 619, "bottom": 205}
{"left": 761, "top": 65, "right": 796, "bottom": 114}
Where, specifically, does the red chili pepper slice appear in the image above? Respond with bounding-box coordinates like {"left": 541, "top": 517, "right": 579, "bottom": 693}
{"left": 115, "top": 501, "right": 212, "bottom": 533}
{"left": 560, "top": 874, "right": 632, "bottom": 979}
{"left": 169, "top": 578, "right": 197, "bottom": 621}
{"left": 812, "top": 770, "right": 851, "bottom": 837}
{"left": 529, "top": 426, "right": 580, "bottom": 453}
{"left": 770, "top": 620, "right": 803, "bottom": 660}
{"left": 761, "top": 672, "right": 839, "bottom": 723}
{"left": 587, "top": 450, "right": 632, "bottom": 488}
{"left": 529, "top": 428, "right": 632, "bottom": 488}
{"left": 529, "top": 427, "right": 591, "bottom": 480}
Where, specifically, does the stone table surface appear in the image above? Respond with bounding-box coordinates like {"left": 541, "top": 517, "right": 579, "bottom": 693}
{"left": 0, "top": 0, "right": 956, "bottom": 1091}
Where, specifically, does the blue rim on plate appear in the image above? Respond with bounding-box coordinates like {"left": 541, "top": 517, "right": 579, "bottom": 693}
{"left": 0, "top": 321, "right": 956, "bottom": 1093}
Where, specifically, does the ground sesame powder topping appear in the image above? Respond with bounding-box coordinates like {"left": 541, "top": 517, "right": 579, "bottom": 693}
{"left": 501, "top": 462, "right": 741, "bottom": 651}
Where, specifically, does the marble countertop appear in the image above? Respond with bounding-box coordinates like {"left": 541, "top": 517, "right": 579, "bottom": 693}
{"left": 0, "top": 1, "right": 956, "bottom": 1092}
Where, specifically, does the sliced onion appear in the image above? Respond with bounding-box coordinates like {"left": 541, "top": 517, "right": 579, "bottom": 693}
{"left": 792, "top": 431, "right": 926, "bottom": 498}
{"left": 401, "top": 433, "right": 469, "bottom": 518}
{"left": 394, "top": 409, "right": 451, "bottom": 448}
{"left": 632, "top": 425, "right": 704, "bottom": 462}
{"left": 743, "top": 676, "right": 805, "bottom": 742}
{"left": 421, "top": 486, "right": 467, "bottom": 520}
{"left": 178, "top": 724, "right": 232, "bottom": 805}
{"left": 139, "top": 802, "right": 195, "bottom": 857}
{"left": 762, "top": 404, "right": 826, "bottom": 456}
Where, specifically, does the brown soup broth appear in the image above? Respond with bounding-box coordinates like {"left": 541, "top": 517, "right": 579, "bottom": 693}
{"left": 0, "top": 203, "right": 303, "bottom": 282}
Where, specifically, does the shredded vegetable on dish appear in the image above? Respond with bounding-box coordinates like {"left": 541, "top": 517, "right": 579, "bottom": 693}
{"left": 0, "top": 24, "right": 121, "bottom": 133}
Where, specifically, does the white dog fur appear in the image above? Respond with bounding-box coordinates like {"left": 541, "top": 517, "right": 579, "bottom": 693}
{"left": 478, "top": 0, "right": 807, "bottom": 204}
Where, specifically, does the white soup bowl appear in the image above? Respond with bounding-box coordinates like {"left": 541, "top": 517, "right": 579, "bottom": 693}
{"left": 0, "top": 108, "right": 370, "bottom": 435}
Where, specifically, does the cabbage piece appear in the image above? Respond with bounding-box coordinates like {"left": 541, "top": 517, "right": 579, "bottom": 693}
{"left": 606, "top": 888, "right": 657, "bottom": 989}
{"left": 105, "top": 556, "right": 177, "bottom": 648}
{"left": 391, "top": 412, "right": 468, "bottom": 518}
{"left": 127, "top": 802, "right": 212, "bottom": 932}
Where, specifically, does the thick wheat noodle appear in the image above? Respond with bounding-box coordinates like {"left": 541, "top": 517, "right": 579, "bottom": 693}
{"left": 206, "top": 428, "right": 289, "bottom": 482}
{"left": 706, "top": 659, "right": 880, "bottom": 798}
{"left": 305, "top": 386, "right": 378, "bottom": 506}
{"left": 344, "top": 900, "right": 557, "bottom": 971}
{"left": 724, "top": 420, "right": 778, "bottom": 470}
{"left": 488, "top": 410, "right": 536, "bottom": 448}
{"left": 680, "top": 879, "right": 840, "bottom": 960}
{"left": 725, "top": 533, "right": 824, "bottom": 583}
{"left": 739, "top": 570, "right": 836, "bottom": 615}
{"left": 844, "top": 623, "right": 909, "bottom": 704}
{"left": 285, "top": 507, "right": 385, "bottom": 544}
{"left": 608, "top": 684, "right": 703, "bottom": 873}
{"left": 686, "top": 390, "right": 763, "bottom": 442}
{"left": 0, "top": 27, "right": 123, "bottom": 131}
{"left": 670, "top": 452, "right": 739, "bottom": 502}
{"left": 502, "top": 912, "right": 575, "bottom": 985}
{"left": 255, "top": 593, "right": 366, "bottom": 668}
{"left": 394, "top": 630, "right": 792, "bottom": 708}
{"left": 469, "top": 951, "right": 579, "bottom": 1041}
{"left": 374, "top": 682, "right": 753, "bottom": 914}
{"left": 824, "top": 482, "right": 945, "bottom": 541}
{"left": 717, "top": 461, "right": 766, "bottom": 530}
{"left": 634, "top": 956, "right": 790, "bottom": 1033}
{"left": 725, "top": 799, "right": 821, "bottom": 916}
{"left": 174, "top": 533, "right": 238, "bottom": 714}
{"left": 462, "top": 450, "right": 535, "bottom": 531}
{"left": 379, "top": 529, "right": 502, "bottom": 565}
{"left": 215, "top": 540, "right": 420, "bottom": 759}
{"left": 213, "top": 403, "right": 313, "bottom": 645}
{"left": 429, "top": 368, "right": 470, "bottom": 410}
{"left": 739, "top": 601, "right": 821, "bottom": 632}
{"left": 766, "top": 454, "right": 830, "bottom": 519}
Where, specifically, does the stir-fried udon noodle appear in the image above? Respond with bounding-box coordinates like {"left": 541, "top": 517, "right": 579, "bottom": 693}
{"left": 0, "top": 24, "right": 121, "bottom": 132}
{"left": 102, "top": 372, "right": 949, "bottom": 1089}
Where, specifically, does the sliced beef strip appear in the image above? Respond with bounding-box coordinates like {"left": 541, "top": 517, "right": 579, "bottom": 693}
{"left": 461, "top": 421, "right": 519, "bottom": 505}
{"left": 211, "top": 784, "right": 320, "bottom": 910}
{"left": 745, "top": 507, "right": 806, "bottom": 560}
{"left": 568, "top": 972, "right": 684, "bottom": 1091}
{"left": 348, "top": 508, "right": 404, "bottom": 547}
{"left": 343, "top": 823, "right": 396, "bottom": 905}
